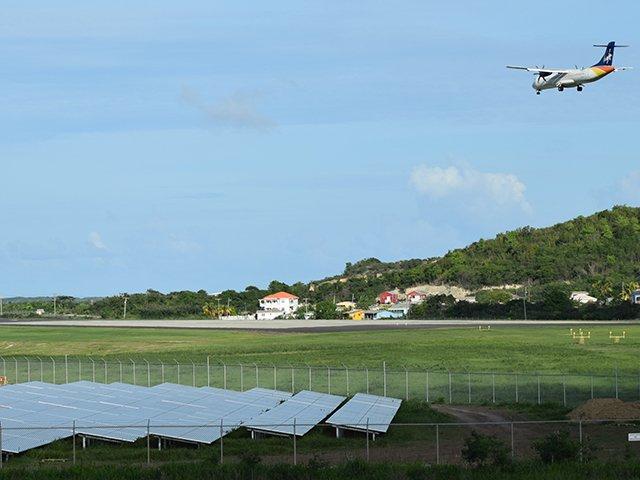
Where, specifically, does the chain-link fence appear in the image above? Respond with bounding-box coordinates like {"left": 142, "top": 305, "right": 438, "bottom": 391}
{"left": 1, "top": 419, "right": 639, "bottom": 467}
{"left": 0, "top": 356, "right": 638, "bottom": 407}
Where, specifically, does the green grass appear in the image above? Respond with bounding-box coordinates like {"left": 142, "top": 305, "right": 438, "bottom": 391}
{"left": 0, "top": 324, "right": 638, "bottom": 374}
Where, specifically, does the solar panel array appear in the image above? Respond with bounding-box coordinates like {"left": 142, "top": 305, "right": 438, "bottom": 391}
{"left": 0, "top": 381, "right": 291, "bottom": 453}
{"left": 326, "top": 393, "right": 401, "bottom": 433}
{"left": 244, "top": 390, "right": 346, "bottom": 436}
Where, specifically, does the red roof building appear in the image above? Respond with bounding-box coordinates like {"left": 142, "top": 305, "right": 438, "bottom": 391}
{"left": 378, "top": 291, "right": 399, "bottom": 304}
{"left": 407, "top": 290, "right": 428, "bottom": 304}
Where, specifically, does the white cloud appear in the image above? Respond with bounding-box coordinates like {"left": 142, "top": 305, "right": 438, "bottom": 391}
{"left": 410, "top": 164, "right": 531, "bottom": 212}
{"left": 88, "top": 232, "right": 107, "bottom": 250}
{"left": 617, "top": 171, "right": 640, "bottom": 203}
{"left": 181, "top": 87, "right": 275, "bottom": 130}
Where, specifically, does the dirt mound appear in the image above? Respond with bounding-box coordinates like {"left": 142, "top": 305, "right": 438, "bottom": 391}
{"left": 569, "top": 398, "right": 640, "bottom": 420}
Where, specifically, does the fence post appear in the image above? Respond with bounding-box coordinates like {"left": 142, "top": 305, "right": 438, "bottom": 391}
{"left": 147, "top": 419, "right": 151, "bottom": 465}
{"left": 492, "top": 373, "right": 496, "bottom": 403}
{"left": 65, "top": 355, "right": 68, "bottom": 384}
{"left": 448, "top": 372, "right": 452, "bottom": 404}
{"left": 579, "top": 420, "right": 583, "bottom": 463}
{"left": 146, "top": 360, "right": 151, "bottom": 387}
{"left": 27, "top": 357, "right": 31, "bottom": 382}
{"left": 161, "top": 361, "right": 165, "bottom": 383}
{"left": 219, "top": 418, "right": 224, "bottom": 464}
{"left": 90, "top": 357, "right": 95, "bottom": 383}
{"left": 175, "top": 360, "right": 180, "bottom": 385}
{"left": 220, "top": 362, "right": 225, "bottom": 389}
{"left": 590, "top": 375, "right": 594, "bottom": 399}
{"left": 365, "top": 367, "right": 369, "bottom": 394}
{"left": 50, "top": 357, "right": 56, "bottom": 384}
{"left": 14, "top": 358, "right": 18, "bottom": 384}
{"left": 253, "top": 363, "right": 259, "bottom": 388}
{"left": 293, "top": 418, "right": 297, "bottom": 465}
{"left": 615, "top": 368, "right": 619, "bottom": 400}
{"left": 436, "top": 424, "right": 440, "bottom": 465}
{"left": 510, "top": 422, "right": 514, "bottom": 459}
{"left": 515, "top": 373, "right": 519, "bottom": 403}
{"left": 563, "top": 376, "right": 567, "bottom": 407}
{"left": 383, "top": 362, "right": 387, "bottom": 397}
{"left": 240, "top": 364, "right": 244, "bottom": 392}
{"left": 365, "top": 418, "right": 370, "bottom": 461}
{"left": 78, "top": 357, "right": 81, "bottom": 381}
{"left": 72, "top": 420, "right": 76, "bottom": 465}
{"left": 307, "top": 364, "right": 311, "bottom": 391}
{"left": 103, "top": 358, "right": 107, "bottom": 383}
{"left": 131, "top": 359, "right": 136, "bottom": 385}
{"left": 291, "top": 365, "right": 295, "bottom": 394}
{"left": 272, "top": 364, "right": 276, "bottom": 390}
{"left": 405, "top": 367, "right": 409, "bottom": 401}
{"left": 537, "top": 375, "right": 541, "bottom": 405}
{"left": 207, "top": 356, "right": 210, "bottom": 387}
{"left": 37, "top": 356, "right": 43, "bottom": 382}
{"left": 345, "top": 365, "right": 349, "bottom": 396}
{"left": 426, "top": 371, "right": 429, "bottom": 402}
{"left": 118, "top": 359, "right": 123, "bottom": 383}
{"left": 0, "top": 357, "right": 4, "bottom": 378}
{"left": 467, "top": 372, "right": 471, "bottom": 404}
{"left": 254, "top": 363, "right": 259, "bottom": 388}
{"left": 328, "top": 366, "right": 331, "bottom": 395}
{"left": 191, "top": 361, "right": 196, "bottom": 387}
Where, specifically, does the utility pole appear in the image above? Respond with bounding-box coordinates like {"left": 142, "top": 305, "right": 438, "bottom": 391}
{"left": 121, "top": 293, "right": 128, "bottom": 319}
{"left": 303, "top": 298, "right": 309, "bottom": 317}
{"left": 0, "top": 295, "right": 3, "bottom": 317}
{"left": 53, "top": 295, "right": 57, "bottom": 316}
{"left": 522, "top": 281, "right": 528, "bottom": 321}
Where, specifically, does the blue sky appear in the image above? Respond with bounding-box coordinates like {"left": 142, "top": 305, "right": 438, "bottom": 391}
{"left": 1, "top": 1, "right": 639, "bottom": 296}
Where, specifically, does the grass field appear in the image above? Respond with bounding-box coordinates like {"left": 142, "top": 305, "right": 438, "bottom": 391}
{"left": 0, "top": 324, "right": 637, "bottom": 374}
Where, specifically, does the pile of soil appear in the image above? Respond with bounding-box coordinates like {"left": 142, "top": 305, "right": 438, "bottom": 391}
{"left": 569, "top": 398, "right": 640, "bottom": 420}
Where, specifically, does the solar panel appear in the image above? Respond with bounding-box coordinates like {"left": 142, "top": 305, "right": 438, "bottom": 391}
{"left": 244, "top": 390, "right": 346, "bottom": 437}
{"left": 148, "top": 386, "right": 292, "bottom": 443}
{"left": 0, "top": 382, "right": 294, "bottom": 453}
{"left": 326, "top": 393, "right": 402, "bottom": 434}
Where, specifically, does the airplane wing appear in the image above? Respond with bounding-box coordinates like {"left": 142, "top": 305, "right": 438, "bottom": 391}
{"left": 506, "top": 65, "right": 573, "bottom": 74}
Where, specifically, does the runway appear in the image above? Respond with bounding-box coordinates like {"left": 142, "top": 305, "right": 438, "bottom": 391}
{"left": 0, "top": 318, "right": 637, "bottom": 332}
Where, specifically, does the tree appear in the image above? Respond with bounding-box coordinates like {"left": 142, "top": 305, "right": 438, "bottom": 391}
{"left": 461, "top": 431, "right": 509, "bottom": 467}
{"left": 314, "top": 300, "right": 339, "bottom": 319}
{"left": 475, "top": 289, "right": 513, "bottom": 305}
{"left": 534, "top": 431, "right": 580, "bottom": 463}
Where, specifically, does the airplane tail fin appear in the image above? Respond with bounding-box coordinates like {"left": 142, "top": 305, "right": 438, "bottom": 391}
{"left": 593, "top": 41, "right": 629, "bottom": 66}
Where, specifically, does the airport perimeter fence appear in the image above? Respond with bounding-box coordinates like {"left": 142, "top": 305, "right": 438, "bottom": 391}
{"left": 1, "top": 418, "right": 640, "bottom": 467}
{"left": 1, "top": 356, "right": 639, "bottom": 408}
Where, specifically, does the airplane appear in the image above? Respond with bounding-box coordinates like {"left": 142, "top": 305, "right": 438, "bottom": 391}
{"left": 507, "top": 42, "right": 631, "bottom": 94}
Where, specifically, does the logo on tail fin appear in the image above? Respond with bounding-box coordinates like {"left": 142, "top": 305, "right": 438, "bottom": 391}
{"left": 593, "top": 41, "right": 618, "bottom": 66}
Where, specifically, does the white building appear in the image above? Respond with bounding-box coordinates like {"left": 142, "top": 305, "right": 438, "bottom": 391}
{"left": 570, "top": 291, "right": 598, "bottom": 304}
{"left": 256, "top": 292, "right": 299, "bottom": 320}
{"left": 632, "top": 290, "right": 640, "bottom": 305}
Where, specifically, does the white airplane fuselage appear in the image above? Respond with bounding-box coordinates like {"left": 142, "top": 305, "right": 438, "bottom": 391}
{"left": 532, "top": 65, "right": 615, "bottom": 91}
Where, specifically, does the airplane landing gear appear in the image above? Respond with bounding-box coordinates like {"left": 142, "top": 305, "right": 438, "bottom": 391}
{"left": 558, "top": 86, "right": 564, "bottom": 92}
{"left": 536, "top": 90, "right": 541, "bottom": 95}
{"left": 577, "top": 85, "right": 583, "bottom": 92}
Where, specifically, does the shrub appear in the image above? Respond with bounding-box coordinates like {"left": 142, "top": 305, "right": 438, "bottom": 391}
{"left": 461, "top": 431, "right": 509, "bottom": 467}
{"left": 533, "top": 430, "right": 580, "bottom": 463}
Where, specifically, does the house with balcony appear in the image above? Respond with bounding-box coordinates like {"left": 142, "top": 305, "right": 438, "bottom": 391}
{"left": 256, "top": 292, "right": 299, "bottom": 320}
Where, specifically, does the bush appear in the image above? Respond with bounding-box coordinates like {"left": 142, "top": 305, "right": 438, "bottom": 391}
{"left": 461, "top": 431, "right": 509, "bottom": 467}
{"left": 533, "top": 430, "right": 580, "bottom": 463}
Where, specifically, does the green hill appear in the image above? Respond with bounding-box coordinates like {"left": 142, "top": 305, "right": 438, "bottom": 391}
{"left": 400, "top": 205, "right": 640, "bottom": 289}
